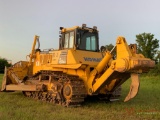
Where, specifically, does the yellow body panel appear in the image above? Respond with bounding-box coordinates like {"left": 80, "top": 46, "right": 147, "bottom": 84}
{"left": 32, "top": 49, "right": 102, "bottom": 74}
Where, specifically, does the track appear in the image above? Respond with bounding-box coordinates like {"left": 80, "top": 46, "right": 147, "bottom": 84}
{"left": 23, "top": 71, "right": 87, "bottom": 107}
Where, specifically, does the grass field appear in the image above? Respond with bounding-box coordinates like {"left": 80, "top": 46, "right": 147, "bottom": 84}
{"left": 0, "top": 74, "right": 160, "bottom": 120}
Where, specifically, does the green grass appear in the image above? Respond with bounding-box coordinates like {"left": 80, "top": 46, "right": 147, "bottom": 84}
{"left": 0, "top": 74, "right": 160, "bottom": 120}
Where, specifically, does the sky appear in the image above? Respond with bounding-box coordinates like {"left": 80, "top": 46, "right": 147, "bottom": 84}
{"left": 0, "top": 0, "right": 160, "bottom": 63}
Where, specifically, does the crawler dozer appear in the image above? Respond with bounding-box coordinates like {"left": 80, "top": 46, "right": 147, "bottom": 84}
{"left": 1, "top": 24, "right": 155, "bottom": 106}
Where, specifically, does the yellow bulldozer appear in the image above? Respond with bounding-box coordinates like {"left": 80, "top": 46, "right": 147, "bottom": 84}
{"left": 1, "top": 24, "right": 155, "bottom": 106}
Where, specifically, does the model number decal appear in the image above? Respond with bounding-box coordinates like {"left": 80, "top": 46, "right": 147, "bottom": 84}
{"left": 83, "top": 57, "right": 101, "bottom": 62}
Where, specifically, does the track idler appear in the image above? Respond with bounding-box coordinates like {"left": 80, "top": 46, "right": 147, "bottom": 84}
{"left": 124, "top": 73, "right": 140, "bottom": 102}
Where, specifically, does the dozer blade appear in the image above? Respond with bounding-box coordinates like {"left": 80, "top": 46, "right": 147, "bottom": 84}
{"left": 124, "top": 73, "right": 140, "bottom": 102}
{"left": 1, "top": 66, "right": 7, "bottom": 91}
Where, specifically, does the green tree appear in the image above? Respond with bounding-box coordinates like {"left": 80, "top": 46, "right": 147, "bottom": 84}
{"left": 105, "top": 44, "right": 114, "bottom": 51}
{"left": 0, "top": 58, "right": 11, "bottom": 73}
{"left": 136, "top": 33, "right": 159, "bottom": 60}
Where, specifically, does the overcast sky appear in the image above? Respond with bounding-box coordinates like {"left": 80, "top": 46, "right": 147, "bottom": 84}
{"left": 0, "top": 0, "right": 160, "bottom": 63}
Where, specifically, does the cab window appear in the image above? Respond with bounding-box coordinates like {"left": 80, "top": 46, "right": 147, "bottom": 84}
{"left": 64, "top": 31, "right": 74, "bottom": 49}
{"left": 77, "top": 32, "right": 98, "bottom": 51}
{"left": 64, "top": 33, "right": 69, "bottom": 48}
{"left": 86, "top": 36, "right": 96, "bottom": 51}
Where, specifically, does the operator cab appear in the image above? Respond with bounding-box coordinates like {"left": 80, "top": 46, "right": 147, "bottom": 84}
{"left": 59, "top": 24, "right": 99, "bottom": 52}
